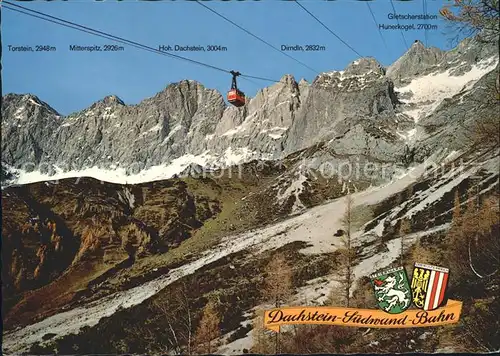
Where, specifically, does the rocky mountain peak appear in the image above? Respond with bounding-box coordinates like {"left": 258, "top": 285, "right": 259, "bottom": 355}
{"left": 277, "top": 74, "right": 300, "bottom": 94}
{"left": 84, "top": 95, "right": 126, "bottom": 114}
{"left": 1, "top": 93, "right": 60, "bottom": 121}
{"left": 411, "top": 39, "right": 425, "bottom": 49}
{"left": 102, "top": 95, "right": 125, "bottom": 106}
{"left": 167, "top": 79, "right": 203, "bottom": 91}
{"left": 149, "top": 80, "right": 196, "bottom": 100}
{"left": 3, "top": 93, "right": 44, "bottom": 107}
{"left": 280, "top": 74, "right": 296, "bottom": 84}
{"left": 23, "top": 93, "right": 42, "bottom": 104}
{"left": 344, "top": 57, "right": 385, "bottom": 77}
{"left": 298, "top": 78, "right": 309, "bottom": 86}
{"left": 386, "top": 41, "right": 445, "bottom": 81}
{"left": 156, "top": 79, "right": 222, "bottom": 102}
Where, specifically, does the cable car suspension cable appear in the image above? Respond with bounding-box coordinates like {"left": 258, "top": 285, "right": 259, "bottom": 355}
{"left": 389, "top": 0, "right": 409, "bottom": 51}
{"left": 194, "top": 0, "right": 319, "bottom": 75}
{"left": 366, "top": 1, "right": 391, "bottom": 56}
{"left": 423, "top": 0, "right": 429, "bottom": 47}
{"left": 3, "top": 1, "right": 280, "bottom": 84}
{"left": 292, "top": 0, "right": 363, "bottom": 58}
{"left": 2, "top": 2, "right": 230, "bottom": 75}
{"left": 3, "top": 6, "right": 197, "bottom": 69}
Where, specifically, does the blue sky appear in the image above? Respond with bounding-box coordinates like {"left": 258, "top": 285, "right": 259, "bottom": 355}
{"left": 4, "top": 0, "right": 459, "bottom": 115}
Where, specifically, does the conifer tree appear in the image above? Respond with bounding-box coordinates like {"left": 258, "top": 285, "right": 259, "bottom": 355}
{"left": 331, "top": 193, "right": 355, "bottom": 307}
{"left": 263, "top": 252, "right": 293, "bottom": 308}
{"left": 453, "top": 190, "right": 462, "bottom": 221}
{"left": 399, "top": 218, "right": 411, "bottom": 266}
{"left": 440, "top": 0, "right": 499, "bottom": 44}
{"left": 262, "top": 252, "right": 293, "bottom": 354}
{"left": 194, "top": 299, "right": 221, "bottom": 354}
{"left": 250, "top": 310, "right": 270, "bottom": 354}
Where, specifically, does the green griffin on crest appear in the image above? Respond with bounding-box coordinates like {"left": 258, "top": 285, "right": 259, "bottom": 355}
{"left": 370, "top": 266, "right": 412, "bottom": 314}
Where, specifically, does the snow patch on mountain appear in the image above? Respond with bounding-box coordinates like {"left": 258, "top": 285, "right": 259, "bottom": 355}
{"left": 146, "top": 122, "right": 163, "bottom": 134}
{"left": 397, "top": 56, "right": 498, "bottom": 123}
{"left": 118, "top": 187, "right": 136, "bottom": 210}
{"left": 276, "top": 172, "right": 308, "bottom": 213}
{"left": 14, "top": 107, "right": 25, "bottom": 119}
{"left": 161, "top": 124, "right": 182, "bottom": 143}
{"left": 7, "top": 147, "right": 272, "bottom": 186}
{"left": 262, "top": 126, "right": 288, "bottom": 140}
{"left": 222, "top": 125, "right": 245, "bottom": 137}
{"left": 404, "top": 153, "right": 499, "bottom": 219}
{"left": 11, "top": 153, "right": 211, "bottom": 185}
{"left": 28, "top": 98, "right": 42, "bottom": 107}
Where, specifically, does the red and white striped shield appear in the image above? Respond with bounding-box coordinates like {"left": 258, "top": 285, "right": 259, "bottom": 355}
{"left": 411, "top": 263, "right": 450, "bottom": 311}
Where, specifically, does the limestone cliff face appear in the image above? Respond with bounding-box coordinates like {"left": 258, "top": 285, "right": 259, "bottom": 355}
{"left": 1, "top": 36, "right": 497, "bottom": 184}
{"left": 0, "top": 68, "right": 402, "bottom": 177}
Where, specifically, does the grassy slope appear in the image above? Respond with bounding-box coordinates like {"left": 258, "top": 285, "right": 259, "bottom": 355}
{"left": 1, "top": 163, "right": 287, "bottom": 329}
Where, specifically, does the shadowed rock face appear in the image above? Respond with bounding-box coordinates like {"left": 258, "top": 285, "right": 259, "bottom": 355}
{"left": 2, "top": 94, "right": 62, "bottom": 165}
{"left": 284, "top": 57, "right": 401, "bottom": 159}
{"left": 1, "top": 177, "right": 223, "bottom": 328}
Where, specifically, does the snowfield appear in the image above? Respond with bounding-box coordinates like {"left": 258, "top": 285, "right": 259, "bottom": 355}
{"left": 7, "top": 147, "right": 269, "bottom": 187}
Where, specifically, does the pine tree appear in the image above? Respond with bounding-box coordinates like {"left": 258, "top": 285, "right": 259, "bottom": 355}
{"left": 395, "top": 192, "right": 403, "bottom": 206}
{"left": 406, "top": 185, "right": 414, "bottom": 201}
{"left": 251, "top": 310, "right": 270, "bottom": 354}
{"left": 262, "top": 252, "right": 293, "bottom": 354}
{"left": 467, "top": 187, "right": 477, "bottom": 212}
{"left": 263, "top": 252, "right": 293, "bottom": 308}
{"left": 399, "top": 218, "right": 411, "bottom": 266}
{"left": 342, "top": 193, "right": 354, "bottom": 307}
{"left": 330, "top": 194, "right": 355, "bottom": 307}
{"left": 440, "top": 0, "right": 499, "bottom": 44}
{"left": 194, "top": 299, "right": 221, "bottom": 354}
{"left": 452, "top": 190, "right": 461, "bottom": 222}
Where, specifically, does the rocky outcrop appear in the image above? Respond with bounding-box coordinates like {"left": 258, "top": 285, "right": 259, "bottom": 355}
{"left": 387, "top": 40, "right": 445, "bottom": 82}
{"left": 284, "top": 57, "right": 404, "bottom": 162}
{"left": 388, "top": 37, "right": 498, "bottom": 84}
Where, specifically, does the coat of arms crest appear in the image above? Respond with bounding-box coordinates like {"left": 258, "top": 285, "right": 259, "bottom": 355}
{"left": 370, "top": 266, "right": 412, "bottom": 314}
{"left": 411, "top": 263, "right": 450, "bottom": 311}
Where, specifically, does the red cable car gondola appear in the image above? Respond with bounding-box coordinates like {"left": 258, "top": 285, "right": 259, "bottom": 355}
{"left": 227, "top": 70, "right": 246, "bottom": 107}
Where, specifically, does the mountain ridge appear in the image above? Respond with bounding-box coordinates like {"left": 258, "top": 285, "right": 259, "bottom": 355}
{"left": 2, "top": 36, "right": 498, "bottom": 187}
